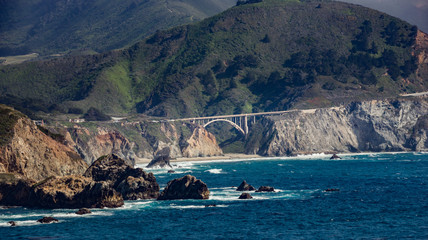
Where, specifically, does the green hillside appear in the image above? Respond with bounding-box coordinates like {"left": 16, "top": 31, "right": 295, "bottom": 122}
{"left": 0, "top": 0, "right": 427, "bottom": 118}
{"left": 0, "top": 0, "right": 236, "bottom": 57}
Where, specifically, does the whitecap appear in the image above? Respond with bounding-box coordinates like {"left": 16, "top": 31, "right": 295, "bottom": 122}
{"left": 205, "top": 169, "right": 224, "bottom": 174}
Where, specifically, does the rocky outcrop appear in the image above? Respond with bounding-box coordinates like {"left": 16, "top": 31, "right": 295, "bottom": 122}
{"left": 0, "top": 105, "right": 88, "bottom": 181}
{"left": 330, "top": 154, "right": 341, "bottom": 160}
{"left": 0, "top": 174, "right": 35, "bottom": 206}
{"left": 0, "top": 174, "right": 124, "bottom": 208}
{"left": 146, "top": 147, "right": 172, "bottom": 168}
{"left": 239, "top": 193, "right": 253, "bottom": 199}
{"left": 236, "top": 180, "right": 255, "bottom": 191}
{"left": 181, "top": 126, "right": 223, "bottom": 158}
{"left": 158, "top": 175, "right": 210, "bottom": 200}
{"left": 256, "top": 186, "right": 275, "bottom": 192}
{"left": 84, "top": 154, "right": 159, "bottom": 200}
{"left": 37, "top": 217, "right": 58, "bottom": 224}
{"left": 31, "top": 175, "right": 124, "bottom": 209}
{"left": 76, "top": 208, "right": 92, "bottom": 215}
{"left": 246, "top": 98, "right": 428, "bottom": 156}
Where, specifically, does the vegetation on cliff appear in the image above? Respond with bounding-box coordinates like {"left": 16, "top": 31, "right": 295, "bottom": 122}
{"left": 0, "top": 0, "right": 427, "bottom": 118}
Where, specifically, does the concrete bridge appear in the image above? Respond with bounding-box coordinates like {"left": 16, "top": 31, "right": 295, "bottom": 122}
{"left": 167, "top": 110, "right": 302, "bottom": 135}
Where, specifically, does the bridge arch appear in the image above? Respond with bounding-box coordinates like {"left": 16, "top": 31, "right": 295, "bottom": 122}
{"left": 203, "top": 119, "right": 246, "bottom": 135}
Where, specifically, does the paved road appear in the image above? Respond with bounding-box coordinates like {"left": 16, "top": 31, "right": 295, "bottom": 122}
{"left": 400, "top": 91, "right": 428, "bottom": 97}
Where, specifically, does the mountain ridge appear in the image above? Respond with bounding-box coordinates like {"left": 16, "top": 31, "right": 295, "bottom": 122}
{"left": 0, "top": 0, "right": 427, "bottom": 118}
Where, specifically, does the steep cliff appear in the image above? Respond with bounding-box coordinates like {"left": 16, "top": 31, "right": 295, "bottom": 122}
{"left": 246, "top": 97, "right": 428, "bottom": 156}
{"left": 182, "top": 126, "right": 223, "bottom": 158}
{"left": 63, "top": 121, "right": 223, "bottom": 164}
{"left": 0, "top": 105, "right": 88, "bottom": 181}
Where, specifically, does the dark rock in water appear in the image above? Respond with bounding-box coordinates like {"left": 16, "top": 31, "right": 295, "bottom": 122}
{"left": 0, "top": 174, "right": 36, "bottom": 207}
{"left": 325, "top": 188, "right": 340, "bottom": 192}
{"left": 158, "top": 175, "right": 210, "bottom": 200}
{"left": 31, "top": 176, "right": 124, "bottom": 209}
{"left": 239, "top": 193, "right": 253, "bottom": 199}
{"left": 84, "top": 154, "right": 160, "bottom": 200}
{"left": 330, "top": 154, "right": 341, "bottom": 159}
{"left": 147, "top": 148, "right": 172, "bottom": 168}
{"left": 236, "top": 180, "right": 255, "bottom": 191}
{"left": 76, "top": 208, "right": 92, "bottom": 215}
{"left": 37, "top": 217, "right": 58, "bottom": 224}
{"left": 168, "top": 170, "right": 175, "bottom": 173}
{"left": 205, "top": 204, "right": 217, "bottom": 207}
{"left": 256, "top": 186, "right": 275, "bottom": 192}
{"left": 8, "top": 221, "right": 16, "bottom": 226}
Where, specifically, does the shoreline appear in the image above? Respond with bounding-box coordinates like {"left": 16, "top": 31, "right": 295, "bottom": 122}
{"left": 134, "top": 151, "right": 427, "bottom": 166}
{"left": 134, "top": 154, "right": 263, "bottom": 165}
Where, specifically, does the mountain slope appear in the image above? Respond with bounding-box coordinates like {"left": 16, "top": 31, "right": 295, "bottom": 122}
{"left": 0, "top": 0, "right": 427, "bottom": 117}
{"left": 0, "top": 0, "right": 236, "bottom": 57}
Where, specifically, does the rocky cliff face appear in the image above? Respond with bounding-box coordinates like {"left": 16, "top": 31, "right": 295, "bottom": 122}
{"left": 0, "top": 105, "right": 88, "bottom": 181}
{"left": 246, "top": 97, "right": 428, "bottom": 156}
{"left": 181, "top": 126, "right": 223, "bottom": 158}
{"left": 65, "top": 122, "right": 223, "bottom": 164}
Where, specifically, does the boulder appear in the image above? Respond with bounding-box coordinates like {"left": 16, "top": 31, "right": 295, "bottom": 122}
{"left": 256, "top": 186, "right": 275, "bottom": 192}
{"left": 239, "top": 193, "right": 253, "bottom": 199}
{"left": 31, "top": 175, "right": 124, "bottom": 209}
{"left": 75, "top": 208, "right": 92, "bottom": 215}
{"left": 330, "top": 154, "right": 341, "bottom": 159}
{"left": 37, "top": 217, "right": 58, "bottom": 224}
{"left": 158, "top": 175, "right": 210, "bottom": 200}
{"left": 168, "top": 170, "right": 176, "bottom": 173}
{"left": 236, "top": 180, "right": 255, "bottom": 191}
{"left": 8, "top": 221, "right": 16, "bottom": 226}
{"left": 84, "top": 154, "right": 159, "bottom": 200}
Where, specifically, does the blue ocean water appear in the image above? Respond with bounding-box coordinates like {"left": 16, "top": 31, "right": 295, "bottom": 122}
{"left": 1, "top": 153, "right": 427, "bottom": 239}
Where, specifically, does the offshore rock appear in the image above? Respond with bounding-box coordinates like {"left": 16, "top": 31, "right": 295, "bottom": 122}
{"left": 37, "top": 217, "right": 58, "bottom": 224}
{"left": 158, "top": 175, "right": 210, "bottom": 200}
{"left": 239, "top": 193, "right": 253, "bottom": 199}
{"left": 84, "top": 154, "right": 159, "bottom": 200}
{"left": 236, "top": 180, "right": 256, "bottom": 191}
{"left": 256, "top": 186, "right": 275, "bottom": 192}
{"left": 76, "top": 208, "right": 92, "bottom": 215}
{"left": 146, "top": 147, "right": 172, "bottom": 168}
{"left": 0, "top": 105, "right": 88, "bottom": 181}
{"left": 330, "top": 154, "right": 341, "bottom": 159}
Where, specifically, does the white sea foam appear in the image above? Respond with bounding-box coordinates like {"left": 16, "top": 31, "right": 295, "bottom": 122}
{"left": 205, "top": 169, "right": 224, "bottom": 174}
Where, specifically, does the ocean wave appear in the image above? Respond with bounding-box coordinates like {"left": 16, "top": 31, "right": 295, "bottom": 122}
{"left": 205, "top": 169, "right": 224, "bottom": 174}
{"left": 0, "top": 219, "right": 54, "bottom": 227}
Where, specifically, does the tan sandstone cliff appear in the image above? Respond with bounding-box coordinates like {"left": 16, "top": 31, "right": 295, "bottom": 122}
{"left": 0, "top": 105, "right": 88, "bottom": 181}
{"left": 63, "top": 121, "right": 223, "bottom": 164}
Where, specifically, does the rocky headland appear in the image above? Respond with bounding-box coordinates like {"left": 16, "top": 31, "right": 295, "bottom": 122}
{"left": 0, "top": 104, "right": 88, "bottom": 181}
{"left": 245, "top": 97, "right": 428, "bottom": 156}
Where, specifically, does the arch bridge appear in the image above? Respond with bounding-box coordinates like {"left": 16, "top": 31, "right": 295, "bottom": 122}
{"left": 167, "top": 110, "right": 301, "bottom": 136}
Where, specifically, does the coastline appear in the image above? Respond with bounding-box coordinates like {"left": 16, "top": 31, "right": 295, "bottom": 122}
{"left": 134, "top": 151, "right": 427, "bottom": 166}
{"left": 134, "top": 154, "right": 263, "bottom": 165}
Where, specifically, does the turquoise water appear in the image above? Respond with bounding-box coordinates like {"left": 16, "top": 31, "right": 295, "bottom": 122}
{"left": 1, "top": 153, "right": 427, "bottom": 239}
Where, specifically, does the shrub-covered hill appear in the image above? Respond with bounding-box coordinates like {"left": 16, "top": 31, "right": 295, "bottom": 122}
{"left": 1, "top": 0, "right": 427, "bottom": 118}
{"left": 0, "top": 0, "right": 236, "bottom": 57}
